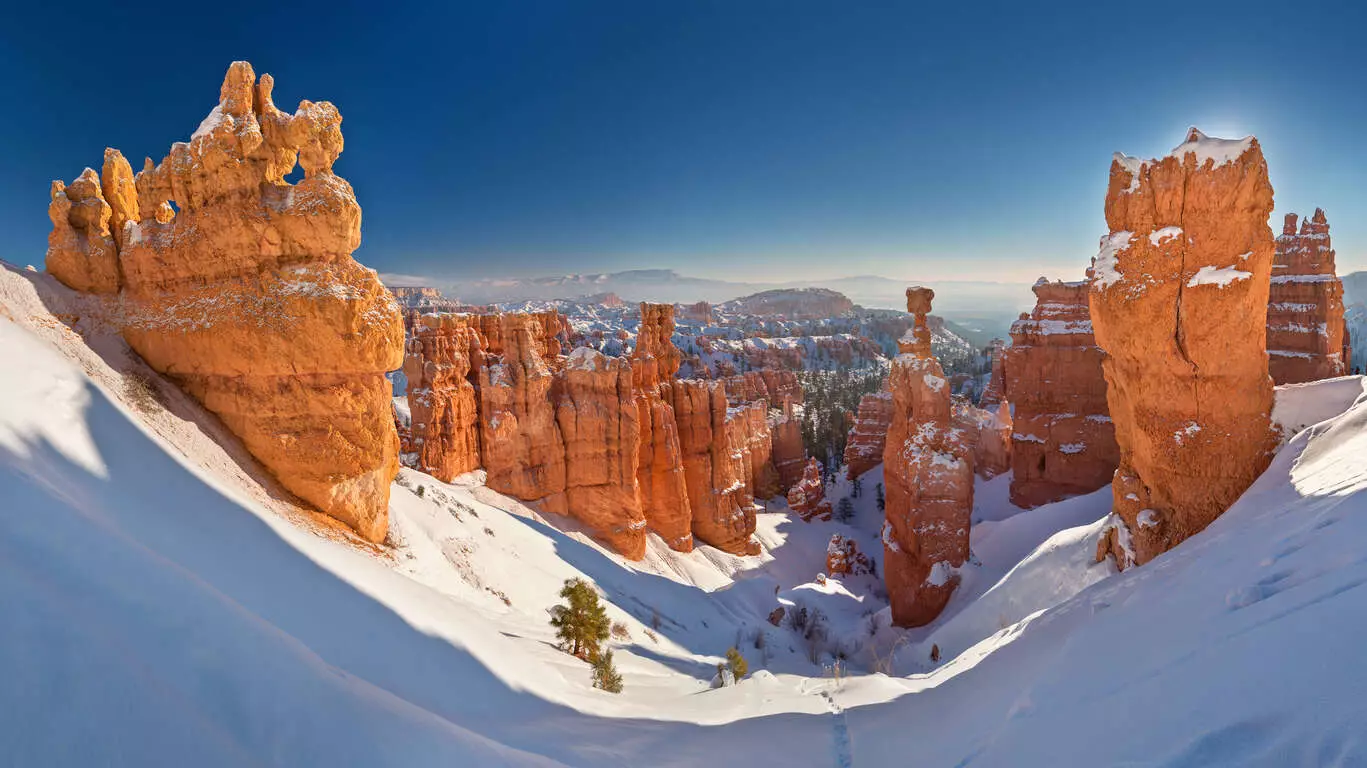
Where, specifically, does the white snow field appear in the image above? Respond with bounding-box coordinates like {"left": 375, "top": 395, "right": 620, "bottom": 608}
{"left": 3, "top": 262, "right": 1367, "bottom": 766}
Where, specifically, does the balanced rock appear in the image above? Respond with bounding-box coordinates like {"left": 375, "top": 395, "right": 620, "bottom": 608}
{"left": 48, "top": 62, "right": 404, "bottom": 542}
{"left": 1091, "top": 128, "right": 1278, "bottom": 568}
{"left": 1267, "top": 210, "right": 1350, "bottom": 384}
{"left": 1004, "top": 277, "right": 1119, "bottom": 507}
{"left": 883, "top": 287, "right": 974, "bottom": 627}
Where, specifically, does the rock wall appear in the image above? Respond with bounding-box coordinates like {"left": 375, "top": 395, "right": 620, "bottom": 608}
{"left": 882, "top": 288, "right": 974, "bottom": 627}
{"left": 403, "top": 314, "right": 482, "bottom": 481}
{"left": 46, "top": 62, "right": 404, "bottom": 542}
{"left": 1267, "top": 209, "right": 1349, "bottom": 384}
{"left": 1004, "top": 277, "right": 1119, "bottom": 507}
{"left": 770, "top": 401, "right": 806, "bottom": 490}
{"left": 1091, "top": 128, "right": 1278, "bottom": 568}
{"left": 631, "top": 303, "right": 695, "bottom": 551}
{"left": 667, "top": 379, "right": 761, "bottom": 555}
{"left": 954, "top": 401, "right": 1012, "bottom": 479}
{"left": 843, "top": 391, "right": 893, "bottom": 480}
{"left": 977, "top": 338, "right": 1006, "bottom": 410}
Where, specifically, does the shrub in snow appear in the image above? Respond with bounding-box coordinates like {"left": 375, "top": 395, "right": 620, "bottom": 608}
{"left": 726, "top": 646, "right": 749, "bottom": 681}
{"left": 549, "top": 578, "right": 610, "bottom": 660}
{"left": 122, "top": 369, "right": 164, "bottom": 413}
{"left": 591, "top": 650, "right": 623, "bottom": 693}
{"left": 610, "top": 621, "right": 630, "bottom": 641}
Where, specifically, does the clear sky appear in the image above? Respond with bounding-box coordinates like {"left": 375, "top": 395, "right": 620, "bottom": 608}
{"left": 4, "top": 0, "right": 1367, "bottom": 283}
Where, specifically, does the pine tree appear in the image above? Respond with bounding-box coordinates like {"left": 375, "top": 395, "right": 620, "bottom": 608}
{"left": 851, "top": 476, "right": 862, "bottom": 498}
{"left": 875, "top": 482, "right": 885, "bottom": 512}
{"left": 549, "top": 578, "right": 611, "bottom": 659}
{"left": 725, "top": 646, "right": 749, "bottom": 681}
{"left": 835, "top": 496, "right": 855, "bottom": 523}
{"left": 591, "top": 650, "right": 624, "bottom": 693}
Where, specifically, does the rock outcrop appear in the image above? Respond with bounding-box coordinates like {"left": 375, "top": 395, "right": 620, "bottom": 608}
{"left": 882, "top": 288, "right": 974, "bottom": 627}
{"left": 404, "top": 314, "right": 482, "bottom": 481}
{"left": 786, "top": 458, "right": 830, "bottom": 521}
{"left": 631, "top": 303, "right": 695, "bottom": 551}
{"left": 1091, "top": 129, "right": 1278, "bottom": 569}
{"left": 47, "top": 62, "right": 404, "bottom": 542}
{"left": 770, "top": 401, "right": 806, "bottom": 490}
{"left": 977, "top": 338, "right": 1006, "bottom": 409}
{"left": 826, "top": 534, "right": 872, "bottom": 577}
{"left": 1267, "top": 210, "right": 1349, "bottom": 384}
{"left": 668, "top": 379, "right": 761, "bottom": 554}
{"left": 954, "top": 400, "right": 1012, "bottom": 479}
{"left": 1004, "top": 277, "right": 1119, "bottom": 507}
{"left": 843, "top": 391, "right": 893, "bottom": 480}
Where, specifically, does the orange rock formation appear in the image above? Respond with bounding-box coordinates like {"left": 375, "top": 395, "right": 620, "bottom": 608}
{"left": 668, "top": 379, "right": 761, "bottom": 554}
{"left": 883, "top": 287, "right": 974, "bottom": 627}
{"left": 954, "top": 400, "right": 1012, "bottom": 479}
{"left": 1004, "top": 277, "right": 1119, "bottom": 507}
{"left": 786, "top": 458, "right": 831, "bottom": 521}
{"left": 404, "top": 314, "right": 482, "bottom": 481}
{"left": 1091, "top": 129, "right": 1278, "bottom": 568}
{"left": 1267, "top": 210, "right": 1349, "bottom": 384}
{"left": 977, "top": 338, "right": 1006, "bottom": 409}
{"left": 631, "top": 303, "right": 695, "bottom": 551}
{"left": 843, "top": 391, "right": 893, "bottom": 480}
{"left": 46, "top": 61, "right": 404, "bottom": 542}
{"left": 826, "top": 534, "right": 872, "bottom": 577}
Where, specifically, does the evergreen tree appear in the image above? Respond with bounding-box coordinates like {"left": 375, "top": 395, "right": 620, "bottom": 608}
{"left": 591, "top": 650, "right": 624, "bottom": 693}
{"left": 550, "top": 578, "right": 611, "bottom": 659}
{"left": 851, "top": 476, "right": 862, "bottom": 498}
{"left": 835, "top": 496, "right": 855, "bottom": 523}
{"left": 875, "top": 482, "right": 885, "bottom": 512}
{"left": 725, "top": 646, "right": 749, "bottom": 680}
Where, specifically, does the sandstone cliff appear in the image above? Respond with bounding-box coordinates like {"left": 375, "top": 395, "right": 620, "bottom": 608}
{"left": 631, "top": 303, "right": 694, "bottom": 551}
{"left": 1004, "top": 277, "right": 1119, "bottom": 507}
{"left": 883, "top": 288, "right": 974, "bottom": 627}
{"left": 1091, "top": 129, "right": 1278, "bottom": 568}
{"left": 1267, "top": 210, "right": 1349, "bottom": 384}
{"left": 47, "top": 62, "right": 404, "bottom": 542}
{"left": 404, "top": 314, "right": 482, "bottom": 481}
{"left": 977, "top": 338, "right": 1006, "bottom": 410}
{"left": 668, "top": 379, "right": 761, "bottom": 555}
{"left": 843, "top": 390, "right": 893, "bottom": 480}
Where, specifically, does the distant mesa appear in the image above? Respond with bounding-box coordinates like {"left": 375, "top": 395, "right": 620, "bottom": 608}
{"left": 716, "top": 288, "right": 855, "bottom": 319}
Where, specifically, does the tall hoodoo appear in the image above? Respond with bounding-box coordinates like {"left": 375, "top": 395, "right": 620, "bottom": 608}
{"left": 46, "top": 61, "right": 404, "bottom": 542}
{"left": 404, "top": 314, "right": 483, "bottom": 481}
{"left": 1090, "top": 128, "right": 1278, "bottom": 568}
{"left": 1267, "top": 209, "right": 1349, "bottom": 384}
{"left": 977, "top": 338, "right": 1007, "bottom": 410}
{"left": 1004, "top": 276, "right": 1118, "bottom": 507}
{"left": 843, "top": 390, "right": 894, "bottom": 480}
{"left": 631, "top": 303, "right": 694, "bottom": 551}
{"left": 882, "top": 287, "right": 974, "bottom": 627}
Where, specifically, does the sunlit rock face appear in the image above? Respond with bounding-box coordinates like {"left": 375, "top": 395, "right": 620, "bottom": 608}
{"left": 1090, "top": 128, "right": 1278, "bottom": 569}
{"left": 1004, "top": 277, "right": 1118, "bottom": 508}
{"left": 1267, "top": 209, "right": 1350, "bottom": 384}
{"left": 882, "top": 287, "right": 974, "bottom": 627}
{"left": 46, "top": 61, "right": 404, "bottom": 542}
{"left": 954, "top": 400, "right": 1012, "bottom": 480}
{"left": 977, "top": 338, "right": 1006, "bottom": 410}
{"left": 404, "top": 314, "right": 482, "bottom": 481}
{"left": 631, "top": 303, "right": 694, "bottom": 551}
{"left": 667, "top": 379, "right": 761, "bottom": 555}
{"left": 786, "top": 458, "right": 830, "bottom": 521}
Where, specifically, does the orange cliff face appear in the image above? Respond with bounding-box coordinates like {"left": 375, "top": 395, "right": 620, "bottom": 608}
{"left": 46, "top": 61, "right": 403, "bottom": 543}
{"left": 882, "top": 287, "right": 974, "bottom": 627}
{"left": 404, "top": 314, "right": 482, "bottom": 481}
{"left": 843, "top": 390, "right": 893, "bottom": 480}
{"left": 631, "top": 303, "right": 695, "bottom": 551}
{"left": 667, "top": 378, "right": 761, "bottom": 555}
{"left": 1004, "top": 278, "right": 1118, "bottom": 507}
{"left": 1267, "top": 210, "right": 1349, "bottom": 384}
{"left": 977, "top": 338, "right": 1007, "bottom": 410}
{"left": 1090, "top": 129, "right": 1278, "bottom": 569}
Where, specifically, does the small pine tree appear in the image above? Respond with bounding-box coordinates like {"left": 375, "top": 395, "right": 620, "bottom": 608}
{"left": 591, "top": 650, "right": 624, "bottom": 693}
{"left": 835, "top": 496, "right": 855, "bottom": 523}
{"left": 550, "top": 578, "right": 611, "bottom": 659}
{"left": 875, "top": 482, "right": 885, "bottom": 512}
{"left": 726, "top": 646, "right": 749, "bottom": 680}
{"left": 851, "top": 476, "right": 862, "bottom": 498}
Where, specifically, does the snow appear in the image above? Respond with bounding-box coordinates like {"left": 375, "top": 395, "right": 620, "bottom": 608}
{"left": 5, "top": 262, "right": 1367, "bottom": 766}
{"left": 1166, "top": 128, "right": 1255, "bottom": 167}
{"left": 1187, "top": 264, "right": 1251, "bottom": 288}
{"left": 1148, "top": 226, "right": 1182, "bottom": 246}
{"left": 1091, "top": 231, "right": 1134, "bottom": 289}
{"left": 191, "top": 104, "right": 227, "bottom": 141}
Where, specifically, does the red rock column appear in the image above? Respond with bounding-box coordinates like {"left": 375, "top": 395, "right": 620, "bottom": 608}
{"left": 631, "top": 303, "right": 695, "bottom": 551}
{"left": 404, "top": 314, "right": 482, "bottom": 481}
{"left": 882, "top": 287, "right": 974, "bottom": 627}
{"left": 843, "top": 391, "right": 893, "bottom": 480}
{"left": 668, "top": 379, "right": 760, "bottom": 555}
{"left": 1003, "top": 277, "right": 1118, "bottom": 507}
{"left": 977, "top": 338, "right": 1006, "bottom": 409}
{"left": 1267, "top": 209, "right": 1349, "bottom": 384}
{"left": 1090, "top": 128, "right": 1278, "bottom": 568}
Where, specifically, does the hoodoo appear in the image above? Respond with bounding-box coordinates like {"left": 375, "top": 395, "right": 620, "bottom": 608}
{"left": 46, "top": 61, "right": 404, "bottom": 542}
{"left": 1090, "top": 128, "right": 1278, "bottom": 568}
{"left": 631, "top": 303, "right": 695, "bottom": 551}
{"left": 1267, "top": 209, "right": 1349, "bottom": 384}
{"left": 882, "top": 287, "right": 974, "bottom": 626}
{"left": 1004, "top": 277, "right": 1118, "bottom": 507}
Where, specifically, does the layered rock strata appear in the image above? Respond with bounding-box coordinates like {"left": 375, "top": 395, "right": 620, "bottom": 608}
{"left": 843, "top": 391, "right": 893, "bottom": 480}
{"left": 631, "top": 303, "right": 695, "bottom": 551}
{"left": 1267, "top": 209, "right": 1349, "bottom": 384}
{"left": 46, "top": 62, "right": 403, "bottom": 542}
{"left": 1091, "top": 129, "right": 1278, "bottom": 568}
{"left": 403, "top": 314, "right": 482, "bottom": 481}
{"left": 1004, "top": 277, "right": 1119, "bottom": 507}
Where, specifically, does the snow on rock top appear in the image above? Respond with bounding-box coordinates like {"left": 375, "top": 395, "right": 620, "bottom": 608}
{"left": 1167, "top": 127, "right": 1256, "bottom": 167}
{"left": 1187, "top": 265, "right": 1252, "bottom": 288}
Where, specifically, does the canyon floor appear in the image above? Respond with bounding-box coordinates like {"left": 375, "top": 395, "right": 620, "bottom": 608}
{"left": 3, "top": 262, "right": 1366, "bottom": 766}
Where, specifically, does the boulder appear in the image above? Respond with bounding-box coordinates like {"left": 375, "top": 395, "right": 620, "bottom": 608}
{"left": 1267, "top": 209, "right": 1349, "bottom": 384}
{"left": 1004, "top": 277, "right": 1119, "bottom": 507}
{"left": 1090, "top": 128, "right": 1278, "bottom": 569}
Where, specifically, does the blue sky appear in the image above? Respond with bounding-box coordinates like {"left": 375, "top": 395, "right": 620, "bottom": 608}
{"left": 3, "top": 0, "right": 1366, "bottom": 283}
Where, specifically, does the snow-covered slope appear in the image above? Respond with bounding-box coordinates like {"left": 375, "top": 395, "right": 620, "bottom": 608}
{"left": 6, "top": 261, "right": 1367, "bottom": 766}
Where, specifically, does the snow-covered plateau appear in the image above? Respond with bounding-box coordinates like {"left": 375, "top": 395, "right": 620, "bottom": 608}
{"left": 3, "top": 263, "right": 1366, "bottom": 766}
